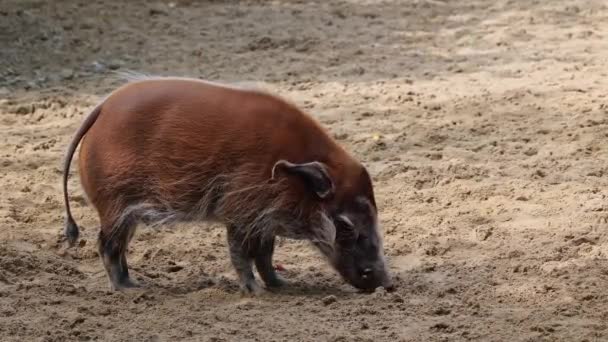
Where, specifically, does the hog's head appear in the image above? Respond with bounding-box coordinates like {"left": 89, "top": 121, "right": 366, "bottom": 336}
{"left": 272, "top": 159, "right": 393, "bottom": 292}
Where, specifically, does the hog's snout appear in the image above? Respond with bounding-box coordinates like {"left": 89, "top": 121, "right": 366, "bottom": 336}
{"left": 357, "top": 267, "right": 393, "bottom": 291}
{"left": 338, "top": 261, "right": 393, "bottom": 292}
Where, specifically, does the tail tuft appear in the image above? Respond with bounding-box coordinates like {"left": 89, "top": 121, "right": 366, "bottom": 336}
{"left": 65, "top": 216, "right": 80, "bottom": 247}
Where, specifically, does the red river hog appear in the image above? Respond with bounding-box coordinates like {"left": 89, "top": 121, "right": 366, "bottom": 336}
{"left": 62, "top": 77, "right": 393, "bottom": 294}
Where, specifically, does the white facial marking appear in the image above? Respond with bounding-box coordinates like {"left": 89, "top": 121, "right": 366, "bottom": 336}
{"left": 337, "top": 214, "right": 354, "bottom": 228}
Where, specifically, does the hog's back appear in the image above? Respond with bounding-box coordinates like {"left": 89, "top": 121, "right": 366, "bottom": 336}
{"left": 77, "top": 79, "right": 339, "bottom": 215}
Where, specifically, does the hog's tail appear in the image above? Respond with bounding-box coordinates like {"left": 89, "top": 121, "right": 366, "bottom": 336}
{"left": 63, "top": 102, "right": 104, "bottom": 246}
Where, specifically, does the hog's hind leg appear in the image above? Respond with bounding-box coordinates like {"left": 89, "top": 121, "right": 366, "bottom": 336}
{"left": 98, "top": 217, "right": 139, "bottom": 291}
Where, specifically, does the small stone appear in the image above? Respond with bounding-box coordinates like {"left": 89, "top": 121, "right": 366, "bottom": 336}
{"left": 25, "top": 81, "right": 38, "bottom": 90}
{"left": 430, "top": 322, "right": 451, "bottom": 332}
{"left": 322, "top": 295, "right": 337, "bottom": 305}
{"left": 391, "top": 293, "right": 404, "bottom": 303}
{"left": 64, "top": 285, "right": 78, "bottom": 294}
{"left": 371, "top": 286, "right": 387, "bottom": 298}
{"left": 334, "top": 132, "right": 349, "bottom": 140}
{"left": 91, "top": 61, "right": 106, "bottom": 73}
{"left": 475, "top": 226, "right": 493, "bottom": 241}
{"left": 69, "top": 316, "right": 85, "bottom": 329}
{"left": 149, "top": 8, "right": 168, "bottom": 16}
{"left": 60, "top": 69, "right": 74, "bottom": 80}
{"left": 427, "top": 152, "right": 442, "bottom": 160}
{"left": 166, "top": 265, "right": 184, "bottom": 273}
{"left": 432, "top": 307, "right": 451, "bottom": 316}
{"left": 108, "top": 62, "right": 121, "bottom": 70}
{"left": 80, "top": 19, "right": 95, "bottom": 30}
{"left": 15, "top": 105, "right": 33, "bottom": 114}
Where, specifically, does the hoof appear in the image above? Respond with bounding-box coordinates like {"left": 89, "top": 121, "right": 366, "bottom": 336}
{"left": 264, "top": 275, "right": 287, "bottom": 288}
{"left": 110, "top": 278, "right": 141, "bottom": 291}
{"left": 240, "top": 280, "right": 263, "bottom": 296}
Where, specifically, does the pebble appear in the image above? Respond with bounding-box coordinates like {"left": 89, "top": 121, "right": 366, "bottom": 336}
{"left": 524, "top": 147, "right": 538, "bottom": 156}
{"left": 371, "top": 286, "right": 387, "bottom": 298}
{"left": 80, "top": 19, "right": 95, "bottom": 30}
{"left": 322, "top": 295, "right": 337, "bottom": 305}
{"left": 166, "top": 265, "right": 184, "bottom": 273}
{"left": 108, "top": 61, "right": 121, "bottom": 70}
{"left": 60, "top": 69, "right": 74, "bottom": 80}
{"left": 90, "top": 61, "right": 106, "bottom": 73}
{"left": 25, "top": 81, "right": 38, "bottom": 90}
{"left": 391, "top": 293, "right": 404, "bottom": 303}
{"left": 15, "top": 104, "right": 33, "bottom": 115}
{"left": 69, "top": 316, "right": 85, "bottom": 329}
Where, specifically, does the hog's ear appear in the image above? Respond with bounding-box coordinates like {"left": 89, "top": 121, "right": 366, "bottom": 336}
{"left": 272, "top": 160, "right": 335, "bottom": 199}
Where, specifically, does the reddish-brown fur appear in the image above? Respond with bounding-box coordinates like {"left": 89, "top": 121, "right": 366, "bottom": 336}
{"left": 81, "top": 79, "right": 356, "bottom": 219}
{"left": 63, "top": 77, "right": 391, "bottom": 293}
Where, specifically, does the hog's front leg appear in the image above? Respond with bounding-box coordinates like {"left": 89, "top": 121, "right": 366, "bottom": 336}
{"left": 254, "top": 236, "right": 286, "bottom": 288}
{"left": 226, "top": 225, "right": 262, "bottom": 295}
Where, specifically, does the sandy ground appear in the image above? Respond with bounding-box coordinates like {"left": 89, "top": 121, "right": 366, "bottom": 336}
{"left": 1, "top": 0, "right": 608, "bottom": 341}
